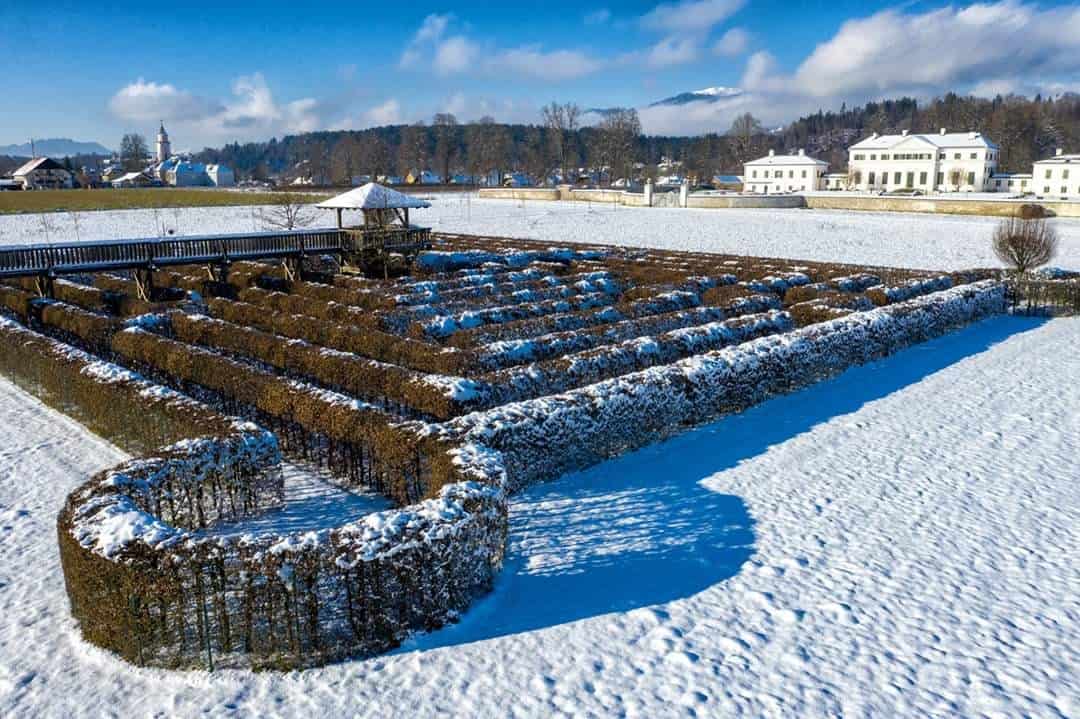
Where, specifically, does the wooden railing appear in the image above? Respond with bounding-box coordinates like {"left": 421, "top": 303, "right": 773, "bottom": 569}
{"left": 0, "top": 226, "right": 431, "bottom": 279}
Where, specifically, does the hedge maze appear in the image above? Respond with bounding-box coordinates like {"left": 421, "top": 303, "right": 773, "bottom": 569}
{"left": 0, "top": 233, "right": 1006, "bottom": 670}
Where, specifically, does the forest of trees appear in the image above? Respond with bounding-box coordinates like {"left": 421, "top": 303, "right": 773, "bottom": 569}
{"left": 3, "top": 93, "right": 1078, "bottom": 186}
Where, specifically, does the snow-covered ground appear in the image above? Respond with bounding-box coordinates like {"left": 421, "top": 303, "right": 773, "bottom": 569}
{"left": 3, "top": 194, "right": 1080, "bottom": 271}
{"left": 1, "top": 315, "right": 1077, "bottom": 717}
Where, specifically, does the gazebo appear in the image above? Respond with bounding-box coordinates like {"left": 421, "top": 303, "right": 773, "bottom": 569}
{"left": 316, "top": 183, "right": 434, "bottom": 273}
{"left": 317, "top": 182, "right": 432, "bottom": 230}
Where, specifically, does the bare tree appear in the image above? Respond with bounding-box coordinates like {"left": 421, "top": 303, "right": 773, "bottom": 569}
{"left": 359, "top": 136, "right": 392, "bottom": 182}
{"left": 542, "top": 102, "right": 582, "bottom": 181}
{"left": 948, "top": 168, "right": 963, "bottom": 192}
{"left": 257, "top": 194, "right": 316, "bottom": 231}
{"left": 433, "top": 113, "right": 458, "bottom": 184}
{"left": 590, "top": 108, "right": 641, "bottom": 186}
{"left": 119, "top": 133, "right": 149, "bottom": 172}
{"left": 466, "top": 116, "right": 509, "bottom": 185}
{"left": 331, "top": 135, "right": 363, "bottom": 185}
{"left": 727, "top": 113, "right": 764, "bottom": 165}
{"left": 992, "top": 216, "right": 1058, "bottom": 273}
{"left": 398, "top": 122, "right": 428, "bottom": 177}
{"left": 846, "top": 166, "right": 860, "bottom": 190}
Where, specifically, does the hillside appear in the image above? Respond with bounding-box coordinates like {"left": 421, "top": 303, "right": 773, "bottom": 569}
{"left": 190, "top": 93, "right": 1080, "bottom": 183}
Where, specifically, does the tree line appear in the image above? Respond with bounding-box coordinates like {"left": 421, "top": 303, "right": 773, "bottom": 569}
{"left": 4, "top": 93, "right": 1077, "bottom": 186}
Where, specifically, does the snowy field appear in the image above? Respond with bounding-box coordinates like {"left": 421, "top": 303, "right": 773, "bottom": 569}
{"left": 1, "top": 198, "right": 1078, "bottom": 717}
{"left": 1, "top": 316, "right": 1077, "bottom": 718}
{"left": 3, "top": 194, "right": 1080, "bottom": 271}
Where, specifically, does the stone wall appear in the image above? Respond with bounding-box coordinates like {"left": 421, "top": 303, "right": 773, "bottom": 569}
{"left": 477, "top": 187, "right": 1080, "bottom": 218}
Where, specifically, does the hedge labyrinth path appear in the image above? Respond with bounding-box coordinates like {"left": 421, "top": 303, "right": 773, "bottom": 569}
{"left": 0, "top": 233, "right": 1005, "bottom": 669}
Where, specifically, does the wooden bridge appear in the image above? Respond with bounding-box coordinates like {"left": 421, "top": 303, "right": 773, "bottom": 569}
{"left": 0, "top": 226, "right": 432, "bottom": 281}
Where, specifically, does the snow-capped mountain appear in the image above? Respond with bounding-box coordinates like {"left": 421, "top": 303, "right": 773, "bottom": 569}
{"left": 649, "top": 87, "right": 743, "bottom": 107}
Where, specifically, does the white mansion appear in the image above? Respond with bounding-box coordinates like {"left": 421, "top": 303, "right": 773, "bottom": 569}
{"left": 743, "top": 128, "right": 1078, "bottom": 199}
{"left": 847, "top": 129, "right": 999, "bottom": 192}
{"left": 743, "top": 149, "right": 828, "bottom": 193}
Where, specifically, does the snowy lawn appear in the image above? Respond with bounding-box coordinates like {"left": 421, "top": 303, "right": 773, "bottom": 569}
{"left": 1, "top": 315, "right": 1076, "bottom": 717}
{"left": 3, "top": 195, "right": 1080, "bottom": 272}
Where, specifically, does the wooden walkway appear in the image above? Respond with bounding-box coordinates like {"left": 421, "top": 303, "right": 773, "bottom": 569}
{"left": 0, "top": 227, "right": 432, "bottom": 279}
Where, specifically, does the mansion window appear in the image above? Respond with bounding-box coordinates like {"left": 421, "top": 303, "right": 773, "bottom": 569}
{"left": 853, "top": 154, "right": 865, "bottom": 160}
{"left": 1045, "top": 169, "right": 1052, "bottom": 179}
{"left": 967, "top": 172, "right": 975, "bottom": 186}
{"left": 920, "top": 172, "right": 928, "bottom": 185}
{"left": 893, "top": 172, "right": 901, "bottom": 185}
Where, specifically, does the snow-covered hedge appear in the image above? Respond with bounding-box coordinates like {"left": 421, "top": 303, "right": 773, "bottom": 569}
{"left": 58, "top": 440, "right": 506, "bottom": 670}
{"left": 170, "top": 312, "right": 479, "bottom": 421}
{"left": 433, "top": 281, "right": 1006, "bottom": 490}
{"left": 412, "top": 291, "right": 618, "bottom": 340}
{"left": 0, "top": 315, "right": 509, "bottom": 670}
{"left": 415, "top": 247, "right": 604, "bottom": 273}
{"left": 468, "top": 311, "right": 792, "bottom": 410}
{"left": 471, "top": 293, "right": 781, "bottom": 370}
{"left": 866, "top": 276, "right": 953, "bottom": 306}
{"left": 445, "top": 290, "right": 704, "bottom": 348}
{"left": 205, "top": 297, "right": 469, "bottom": 374}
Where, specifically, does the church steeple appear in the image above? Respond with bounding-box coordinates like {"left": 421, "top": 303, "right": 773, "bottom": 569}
{"left": 156, "top": 122, "right": 171, "bottom": 163}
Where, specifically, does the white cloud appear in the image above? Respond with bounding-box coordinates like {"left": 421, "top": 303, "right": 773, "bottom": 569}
{"left": 584, "top": 9, "right": 611, "bottom": 25}
{"left": 713, "top": 27, "right": 749, "bottom": 56}
{"left": 110, "top": 73, "right": 324, "bottom": 146}
{"left": 740, "top": 51, "right": 786, "bottom": 92}
{"left": 492, "top": 47, "right": 604, "bottom": 80}
{"left": 362, "top": 99, "right": 402, "bottom": 127}
{"left": 789, "top": 1, "right": 1080, "bottom": 97}
{"left": 434, "top": 35, "right": 479, "bottom": 75}
{"left": 109, "top": 79, "right": 222, "bottom": 123}
{"left": 640, "top": 0, "right": 745, "bottom": 34}
{"left": 646, "top": 37, "right": 699, "bottom": 68}
{"left": 400, "top": 13, "right": 453, "bottom": 68}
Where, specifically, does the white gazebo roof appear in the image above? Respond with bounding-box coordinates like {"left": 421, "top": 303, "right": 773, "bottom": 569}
{"left": 317, "top": 182, "right": 432, "bottom": 210}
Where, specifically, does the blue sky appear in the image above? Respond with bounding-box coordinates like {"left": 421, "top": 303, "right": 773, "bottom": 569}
{"left": 2, "top": 0, "right": 1078, "bottom": 150}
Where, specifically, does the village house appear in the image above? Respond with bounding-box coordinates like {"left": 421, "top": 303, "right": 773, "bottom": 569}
{"left": 12, "top": 157, "right": 73, "bottom": 189}
{"left": 1033, "top": 149, "right": 1079, "bottom": 199}
{"left": 743, "top": 149, "right": 828, "bottom": 194}
{"left": 847, "top": 129, "right": 999, "bottom": 192}
{"left": 149, "top": 124, "right": 235, "bottom": 187}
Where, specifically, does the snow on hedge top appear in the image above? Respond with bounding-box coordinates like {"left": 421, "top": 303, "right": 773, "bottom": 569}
{"left": 316, "top": 183, "right": 432, "bottom": 210}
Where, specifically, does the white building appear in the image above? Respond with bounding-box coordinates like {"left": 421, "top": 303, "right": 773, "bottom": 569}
{"left": 1033, "top": 149, "right": 1079, "bottom": 199}
{"left": 743, "top": 149, "right": 828, "bottom": 194}
{"left": 848, "top": 129, "right": 999, "bottom": 193}
{"left": 156, "top": 122, "right": 172, "bottom": 164}
{"left": 989, "top": 173, "right": 1033, "bottom": 194}
{"left": 205, "top": 164, "right": 234, "bottom": 187}
{"left": 12, "top": 157, "right": 73, "bottom": 190}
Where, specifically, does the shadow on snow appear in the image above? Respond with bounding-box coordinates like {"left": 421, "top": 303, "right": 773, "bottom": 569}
{"left": 400, "top": 315, "right": 1046, "bottom": 652}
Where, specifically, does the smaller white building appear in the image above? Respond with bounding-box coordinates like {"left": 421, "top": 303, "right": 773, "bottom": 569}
{"left": 205, "top": 164, "right": 235, "bottom": 187}
{"left": 988, "top": 173, "right": 1033, "bottom": 194}
{"left": 1033, "top": 149, "right": 1079, "bottom": 199}
{"left": 743, "top": 149, "right": 828, "bottom": 194}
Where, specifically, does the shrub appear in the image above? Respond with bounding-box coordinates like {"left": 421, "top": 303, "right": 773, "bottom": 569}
{"left": 992, "top": 216, "right": 1059, "bottom": 274}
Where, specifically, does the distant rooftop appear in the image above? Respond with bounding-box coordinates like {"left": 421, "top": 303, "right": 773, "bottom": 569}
{"left": 850, "top": 129, "right": 999, "bottom": 151}
{"left": 745, "top": 150, "right": 827, "bottom": 166}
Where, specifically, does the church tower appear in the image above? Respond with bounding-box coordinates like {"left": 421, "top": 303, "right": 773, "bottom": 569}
{"left": 156, "top": 122, "right": 171, "bottom": 163}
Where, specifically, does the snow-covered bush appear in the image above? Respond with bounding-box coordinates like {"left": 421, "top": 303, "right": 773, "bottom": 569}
{"left": 433, "top": 281, "right": 1006, "bottom": 490}
{"left": 866, "top": 276, "right": 953, "bottom": 306}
